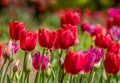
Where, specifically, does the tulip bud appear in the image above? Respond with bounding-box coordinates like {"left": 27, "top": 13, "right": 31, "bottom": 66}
{"left": 24, "top": 53, "right": 32, "bottom": 74}
{"left": 46, "top": 63, "right": 52, "bottom": 76}
{"left": 13, "top": 60, "right": 20, "bottom": 73}
{"left": 3, "top": 40, "right": 13, "bottom": 59}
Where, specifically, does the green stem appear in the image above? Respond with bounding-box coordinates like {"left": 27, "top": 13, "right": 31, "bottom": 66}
{"left": 70, "top": 75, "right": 73, "bottom": 83}
{"left": 0, "top": 59, "right": 7, "bottom": 73}
{"left": 88, "top": 68, "right": 95, "bottom": 83}
{"left": 11, "top": 72, "right": 15, "bottom": 83}
{"left": 79, "top": 74, "right": 83, "bottom": 83}
{"left": 27, "top": 73, "right": 30, "bottom": 83}
{"left": 106, "top": 74, "right": 111, "bottom": 83}
{"left": 23, "top": 74, "right": 27, "bottom": 83}
{"left": 58, "top": 50, "right": 63, "bottom": 81}
{"left": 23, "top": 52, "right": 27, "bottom": 71}
{"left": 60, "top": 72, "right": 66, "bottom": 83}
{"left": 2, "top": 61, "right": 11, "bottom": 83}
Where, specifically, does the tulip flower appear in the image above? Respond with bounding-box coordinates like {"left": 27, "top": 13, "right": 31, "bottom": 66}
{"left": 38, "top": 28, "right": 57, "bottom": 49}
{"left": 32, "top": 51, "right": 49, "bottom": 71}
{"left": 108, "top": 8, "right": 120, "bottom": 17}
{"left": 61, "top": 11, "right": 80, "bottom": 26}
{"left": 107, "top": 18, "right": 114, "bottom": 28}
{"left": 12, "top": 42, "right": 19, "bottom": 54}
{"left": 64, "top": 50, "right": 86, "bottom": 75}
{"left": 81, "top": 46, "right": 103, "bottom": 73}
{"left": 56, "top": 28, "right": 75, "bottom": 49}
{"left": 113, "top": 14, "right": 120, "bottom": 26}
{"left": 107, "top": 41, "right": 120, "bottom": 54}
{"left": 9, "top": 21, "right": 25, "bottom": 41}
{"left": 109, "top": 26, "right": 120, "bottom": 41}
{"left": 20, "top": 30, "right": 37, "bottom": 51}
{"left": 3, "top": 40, "right": 13, "bottom": 59}
{"left": 104, "top": 52, "right": 120, "bottom": 74}
{"left": 95, "top": 34, "right": 112, "bottom": 48}
{"left": 81, "top": 21, "right": 102, "bottom": 36}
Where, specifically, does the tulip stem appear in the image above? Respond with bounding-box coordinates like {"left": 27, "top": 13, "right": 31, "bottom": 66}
{"left": 70, "top": 75, "right": 73, "bottom": 83}
{"left": 0, "top": 59, "right": 7, "bottom": 73}
{"left": 106, "top": 74, "right": 111, "bottom": 83}
{"left": 60, "top": 72, "right": 66, "bottom": 83}
{"left": 11, "top": 72, "right": 15, "bottom": 83}
{"left": 79, "top": 74, "right": 83, "bottom": 83}
{"left": 2, "top": 60, "right": 11, "bottom": 83}
{"left": 88, "top": 68, "right": 95, "bottom": 83}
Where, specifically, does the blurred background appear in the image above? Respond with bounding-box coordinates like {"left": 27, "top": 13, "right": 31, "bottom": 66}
{"left": 0, "top": 0, "right": 120, "bottom": 41}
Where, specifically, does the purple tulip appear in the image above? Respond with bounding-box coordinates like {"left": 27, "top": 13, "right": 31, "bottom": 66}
{"left": 108, "top": 8, "right": 120, "bottom": 17}
{"left": 82, "top": 46, "right": 103, "bottom": 73}
{"left": 110, "top": 26, "right": 120, "bottom": 41}
{"left": 32, "top": 51, "right": 49, "bottom": 71}
{"left": 12, "top": 42, "right": 19, "bottom": 54}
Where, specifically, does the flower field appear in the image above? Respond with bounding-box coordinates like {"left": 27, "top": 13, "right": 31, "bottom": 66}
{"left": 0, "top": 0, "right": 120, "bottom": 83}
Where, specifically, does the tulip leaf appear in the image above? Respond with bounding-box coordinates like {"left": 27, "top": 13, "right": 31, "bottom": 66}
{"left": 7, "top": 74, "right": 11, "bottom": 83}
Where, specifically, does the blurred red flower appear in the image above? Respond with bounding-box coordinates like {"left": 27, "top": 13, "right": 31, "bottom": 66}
{"left": 107, "top": 41, "right": 120, "bottom": 54}
{"left": 56, "top": 28, "right": 75, "bottom": 49}
{"left": 104, "top": 52, "right": 120, "bottom": 74}
{"left": 95, "top": 34, "right": 112, "bottom": 48}
{"left": 64, "top": 50, "right": 86, "bottom": 75}
{"left": 61, "top": 11, "right": 80, "bottom": 26}
{"left": 38, "top": 28, "right": 57, "bottom": 49}
{"left": 9, "top": 21, "right": 25, "bottom": 41}
{"left": 20, "top": 30, "right": 37, "bottom": 51}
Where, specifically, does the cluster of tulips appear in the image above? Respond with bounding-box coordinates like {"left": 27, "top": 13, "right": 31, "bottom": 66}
{"left": 0, "top": 8, "right": 120, "bottom": 83}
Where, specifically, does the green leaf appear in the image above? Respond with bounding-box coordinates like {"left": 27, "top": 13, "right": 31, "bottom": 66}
{"left": 7, "top": 74, "right": 11, "bottom": 83}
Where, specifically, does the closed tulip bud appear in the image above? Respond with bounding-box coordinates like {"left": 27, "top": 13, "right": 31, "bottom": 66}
{"left": 24, "top": 53, "right": 32, "bottom": 74}
{"left": 46, "top": 63, "right": 52, "bottom": 76}
{"left": 13, "top": 60, "right": 20, "bottom": 73}
{"left": 3, "top": 40, "right": 13, "bottom": 59}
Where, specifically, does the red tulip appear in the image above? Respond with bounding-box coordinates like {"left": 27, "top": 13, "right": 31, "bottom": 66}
{"left": 20, "top": 30, "right": 37, "bottom": 51}
{"left": 64, "top": 50, "right": 86, "bottom": 75}
{"left": 81, "top": 20, "right": 90, "bottom": 32}
{"left": 9, "top": 21, "right": 25, "bottom": 40}
{"left": 56, "top": 28, "right": 75, "bottom": 49}
{"left": 107, "top": 41, "right": 120, "bottom": 54}
{"left": 95, "top": 34, "right": 112, "bottom": 48}
{"left": 91, "top": 24, "right": 103, "bottom": 36}
{"left": 62, "top": 24, "right": 77, "bottom": 39}
{"left": 61, "top": 11, "right": 80, "bottom": 26}
{"left": 113, "top": 14, "right": 120, "bottom": 26}
{"left": 38, "top": 28, "right": 57, "bottom": 49}
{"left": 107, "top": 18, "right": 114, "bottom": 28}
{"left": 104, "top": 52, "right": 120, "bottom": 74}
